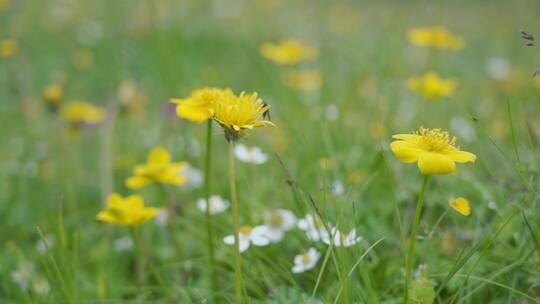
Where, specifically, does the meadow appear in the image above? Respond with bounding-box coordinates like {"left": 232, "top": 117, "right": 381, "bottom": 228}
{"left": 1, "top": 0, "right": 540, "bottom": 303}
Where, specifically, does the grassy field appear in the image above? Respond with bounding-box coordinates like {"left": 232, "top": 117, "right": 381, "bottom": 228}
{"left": 2, "top": 0, "right": 540, "bottom": 303}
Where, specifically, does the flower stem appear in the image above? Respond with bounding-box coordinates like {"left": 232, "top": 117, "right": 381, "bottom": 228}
{"left": 404, "top": 175, "right": 429, "bottom": 304}
{"left": 203, "top": 120, "right": 218, "bottom": 299}
{"left": 228, "top": 140, "right": 243, "bottom": 304}
{"left": 130, "top": 227, "right": 145, "bottom": 288}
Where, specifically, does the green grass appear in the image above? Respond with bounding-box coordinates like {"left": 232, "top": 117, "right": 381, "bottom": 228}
{"left": 1, "top": 0, "right": 540, "bottom": 303}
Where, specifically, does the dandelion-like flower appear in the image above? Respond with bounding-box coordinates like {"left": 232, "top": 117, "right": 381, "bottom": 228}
{"left": 407, "top": 26, "right": 464, "bottom": 50}
{"left": 234, "top": 143, "right": 268, "bottom": 164}
{"left": 171, "top": 87, "right": 233, "bottom": 123}
{"left": 390, "top": 127, "right": 476, "bottom": 175}
{"left": 125, "top": 147, "right": 188, "bottom": 189}
{"left": 322, "top": 228, "right": 362, "bottom": 247}
{"left": 44, "top": 84, "right": 64, "bottom": 107}
{"left": 59, "top": 101, "right": 106, "bottom": 125}
{"left": 197, "top": 195, "right": 230, "bottom": 215}
{"left": 407, "top": 72, "right": 456, "bottom": 99}
{"left": 96, "top": 193, "right": 160, "bottom": 227}
{"left": 213, "top": 92, "right": 274, "bottom": 141}
{"left": 223, "top": 225, "right": 270, "bottom": 253}
{"left": 448, "top": 197, "right": 471, "bottom": 216}
{"left": 263, "top": 209, "right": 296, "bottom": 242}
{"left": 260, "top": 39, "right": 317, "bottom": 65}
{"left": 292, "top": 248, "right": 321, "bottom": 273}
{"left": 0, "top": 39, "right": 18, "bottom": 59}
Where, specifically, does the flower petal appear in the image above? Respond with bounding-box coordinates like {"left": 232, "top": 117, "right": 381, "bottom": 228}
{"left": 125, "top": 176, "right": 151, "bottom": 189}
{"left": 390, "top": 140, "right": 422, "bottom": 163}
{"left": 446, "top": 150, "right": 476, "bottom": 163}
{"left": 148, "top": 147, "right": 171, "bottom": 165}
{"left": 417, "top": 152, "right": 455, "bottom": 175}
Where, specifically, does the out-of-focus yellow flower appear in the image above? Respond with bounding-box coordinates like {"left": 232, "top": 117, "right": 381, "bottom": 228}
{"left": 171, "top": 87, "right": 233, "bottom": 123}
{"left": 73, "top": 49, "right": 94, "bottom": 70}
{"left": 348, "top": 170, "right": 365, "bottom": 183}
{"left": 0, "top": 0, "right": 10, "bottom": 11}
{"left": 125, "top": 147, "right": 188, "bottom": 190}
{"left": 0, "top": 39, "right": 18, "bottom": 59}
{"left": 319, "top": 158, "right": 332, "bottom": 171}
{"left": 390, "top": 127, "right": 476, "bottom": 175}
{"left": 44, "top": 84, "right": 64, "bottom": 106}
{"left": 213, "top": 92, "right": 274, "bottom": 141}
{"left": 407, "top": 72, "right": 456, "bottom": 99}
{"left": 97, "top": 193, "right": 159, "bottom": 226}
{"left": 282, "top": 69, "right": 322, "bottom": 91}
{"left": 407, "top": 26, "right": 464, "bottom": 50}
{"left": 60, "top": 101, "right": 106, "bottom": 125}
{"left": 448, "top": 197, "right": 471, "bottom": 216}
{"left": 260, "top": 39, "right": 317, "bottom": 65}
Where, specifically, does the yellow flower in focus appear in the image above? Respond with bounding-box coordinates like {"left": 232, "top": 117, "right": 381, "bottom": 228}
{"left": 97, "top": 193, "right": 159, "bottom": 226}
{"left": 407, "top": 26, "right": 464, "bottom": 50}
{"left": 60, "top": 101, "right": 106, "bottom": 125}
{"left": 125, "top": 147, "right": 188, "bottom": 189}
{"left": 407, "top": 72, "right": 456, "bottom": 99}
{"left": 282, "top": 69, "right": 322, "bottom": 91}
{"left": 390, "top": 127, "right": 476, "bottom": 175}
{"left": 260, "top": 39, "right": 317, "bottom": 65}
{"left": 171, "top": 87, "right": 233, "bottom": 123}
{"left": 0, "top": 39, "right": 18, "bottom": 59}
{"left": 213, "top": 92, "right": 274, "bottom": 141}
{"left": 448, "top": 197, "right": 471, "bottom": 216}
{"left": 44, "top": 84, "right": 64, "bottom": 106}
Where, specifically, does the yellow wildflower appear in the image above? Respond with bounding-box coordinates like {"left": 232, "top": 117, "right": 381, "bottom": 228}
{"left": 448, "top": 197, "right": 471, "bottom": 216}
{"left": 213, "top": 92, "right": 274, "bottom": 141}
{"left": 125, "top": 147, "right": 188, "bottom": 190}
{"left": 44, "top": 84, "right": 64, "bottom": 106}
{"left": 0, "top": 39, "right": 18, "bottom": 59}
{"left": 407, "top": 26, "right": 464, "bottom": 50}
{"left": 60, "top": 101, "right": 106, "bottom": 125}
{"left": 97, "top": 193, "right": 159, "bottom": 226}
{"left": 0, "top": 0, "right": 10, "bottom": 11}
{"left": 407, "top": 72, "right": 456, "bottom": 99}
{"left": 390, "top": 127, "right": 476, "bottom": 175}
{"left": 282, "top": 69, "right": 323, "bottom": 91}
{"left": 171, "top": 87, "right": 233, "bottom": 123}
{"left": 260, "top": 39, "right": 317, "bottom": 65}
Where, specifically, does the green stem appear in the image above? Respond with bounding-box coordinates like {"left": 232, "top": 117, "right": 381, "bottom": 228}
{"left": 404, "top": 175, "right": 429, "bottom": 304}
{"left": 130, "top": 227, "right": 145, "bottom": 288}
{"left": 203, "top": 120, "right": 218, "bottom": 299}
{"left": 229, "top": 141, "right": 243, "bottom": 304}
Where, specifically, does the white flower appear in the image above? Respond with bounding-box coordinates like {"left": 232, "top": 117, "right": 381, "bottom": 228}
{"left": 197, "top": 195, "right": 230, "bottom": 215}
{"left": 182, "top": 165, "right": 204, "bottom": 189}
{"left": 223, "top": 226, "right": 270, "bottom": 253}
{"left": 263, "top": 209, "right": 297, "bottom": 243}
{"left": 32, "top": 277, "right": 50, "bottom": 294}
{"left": 113, "top": 236, "right": 133, "bottom": 252}
{"left": 488, "top": 201, "right": 497, "bottom": 210}
{"left": 36, "top": 234, "right": 55, "bottom": 254}
{"left": 331, "top": 180, "right": 344, "bottom": 196}
{"left": 234, "top": 144, "right": 268, "bottom": 164}
{"left": 11, "top": 262, "right": 34, "bottom": 291}
{"left": 292, "top": 247, "right": 321, "bottom": 273}
{"left": 325, "top": 104, "right": 340, "bottom": 121}
{"left": 322, "top": 228, "right": 362, "bottom": 247}
{"left": 486, "top": 57, "right": 511, "bottom": 80}
{"left": 297, "top": 214, "right": 330, "bottom": 242}
{"left": 154, "top": 209, "right": 170, "bottom": 227}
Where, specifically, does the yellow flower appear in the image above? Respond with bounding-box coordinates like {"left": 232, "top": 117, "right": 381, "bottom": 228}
{"left": 407, "top": 72, "right": 456, "bottom": 99}
{"left": 448, "top": 197, "right": 471, "bottom": 216}
{"left": 0, "top": 0, "right": 10, "bottom": 11}
{"left": 97, "top": 193, "right": 160, "bottom": 226}
{"left": 171, "top": 87, "right": 233, "bottom": 123}
{"left": 390, "top": 127, "right": 476, "bottom": 175}
{"left": 44, "top": 84, "right": 64, "bottom": 105}
{"left": 282, "top": 69, "right": 323, "bottom": 91}
{"left": 213, "top": 92, "right": 274, "bottom": 141}
{"left": 260, "top": 39, "right": 317, "bottom": 65}
{"left": 125, "top": 147, "right": 188, "bottom": 189}
{"left": 60, "top": 101, "right": 106, "bottom": 125}
{"left": 407, "top": 26, "right": 464, "bottom": 50}
{"left": 0, "top": 39, "right": 18, "bottom": 59}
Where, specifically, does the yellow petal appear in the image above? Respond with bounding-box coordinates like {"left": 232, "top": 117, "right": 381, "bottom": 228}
{"left": 125, "top": 175, "right": 152, "bottom": 189}
{"left": 125, "top": 195, "right": 144, "bottom": 209}
{"left": 390, "top": 140, "right": 422, "bottom": 163}
{"left": 177, "top": 103, "right": 212, "bottom": 123}
{"left": 448, "top": 197, "right": 471, "bottom": 216}
{"left": 417, "top": 152, "right": 455, "bottom": 175}
{"left": 96, "top": 210, "right": 121, "bottom": 225}
{"left": 391, "top": 134, "right": 423, "bottom": 145}
{"left": 446, "top": 150, "right": 476, "bottom": 163}
{"left": 148, "top": 147, "right": 171, "bottom": 165}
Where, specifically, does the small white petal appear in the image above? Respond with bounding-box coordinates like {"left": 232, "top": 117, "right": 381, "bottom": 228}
{"left": 223, "top": 235, "right": 235, "bottom": 245}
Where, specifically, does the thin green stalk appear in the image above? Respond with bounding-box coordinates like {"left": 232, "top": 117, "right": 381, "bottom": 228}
{"left": 130, "top": 227, "right": 146, "bottom": 289}
{"left": 203, "top": 120, "right": 218, "bottom": 299}
{"left": 229, "top": 141, "right": 243, "bottom": 304}
{"left": 404, "top": 175, "right": 429, "bottom": 304}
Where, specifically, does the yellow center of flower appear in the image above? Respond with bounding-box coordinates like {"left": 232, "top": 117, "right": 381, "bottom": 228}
{"left": 268, "top": 212, "right": 283, "bottom": 228}
{"left": 417, "top": 127, "right": 457, "bottom": 152}
{"left": 239, "top": 226, "right": 252, "bottom": 235}
{"left": 301, "top": 253, "right": 311, "bottom": 264}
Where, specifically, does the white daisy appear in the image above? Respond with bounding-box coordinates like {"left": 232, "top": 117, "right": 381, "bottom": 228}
{"left": 331, "top": 180, "right": 345, "bottom": 196}
{"left": 263, "top": 209, "right": 297, "bottom": 243}
{"left": 297, "top": 214, "right": 330, "bottom": 242}
{"left": 197, "top": 195, "right": 230, "bottom": 215}
{"left": 234, "top": 144, "right": 268, "bottom": 164}
{"left": 486, "top": 57, "right": 511, "bottom": 80}
{"left": 182, "top": 165, "right": 204, "bottom": 189}
{"left": 113, "top": 236, "right": 133, "bottom": 252}
{"left": 223, "top": 225, "right": 270, "bottom": 253}
{"left": 292, "top": 247, "right": 321, "bottom": 273}
{"left": 322, "top": 228, "right": 362, "bottom": 247}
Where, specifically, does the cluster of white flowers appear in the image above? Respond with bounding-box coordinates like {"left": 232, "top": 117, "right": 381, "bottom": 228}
{"left": 11, "top": 262, "right": 50, "bottom": 294}
{"left": 234, "top": 144, "right": 268, "bottom": 164}
{"left": 197, "top": 195, "right": 230, "bottom": 215}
